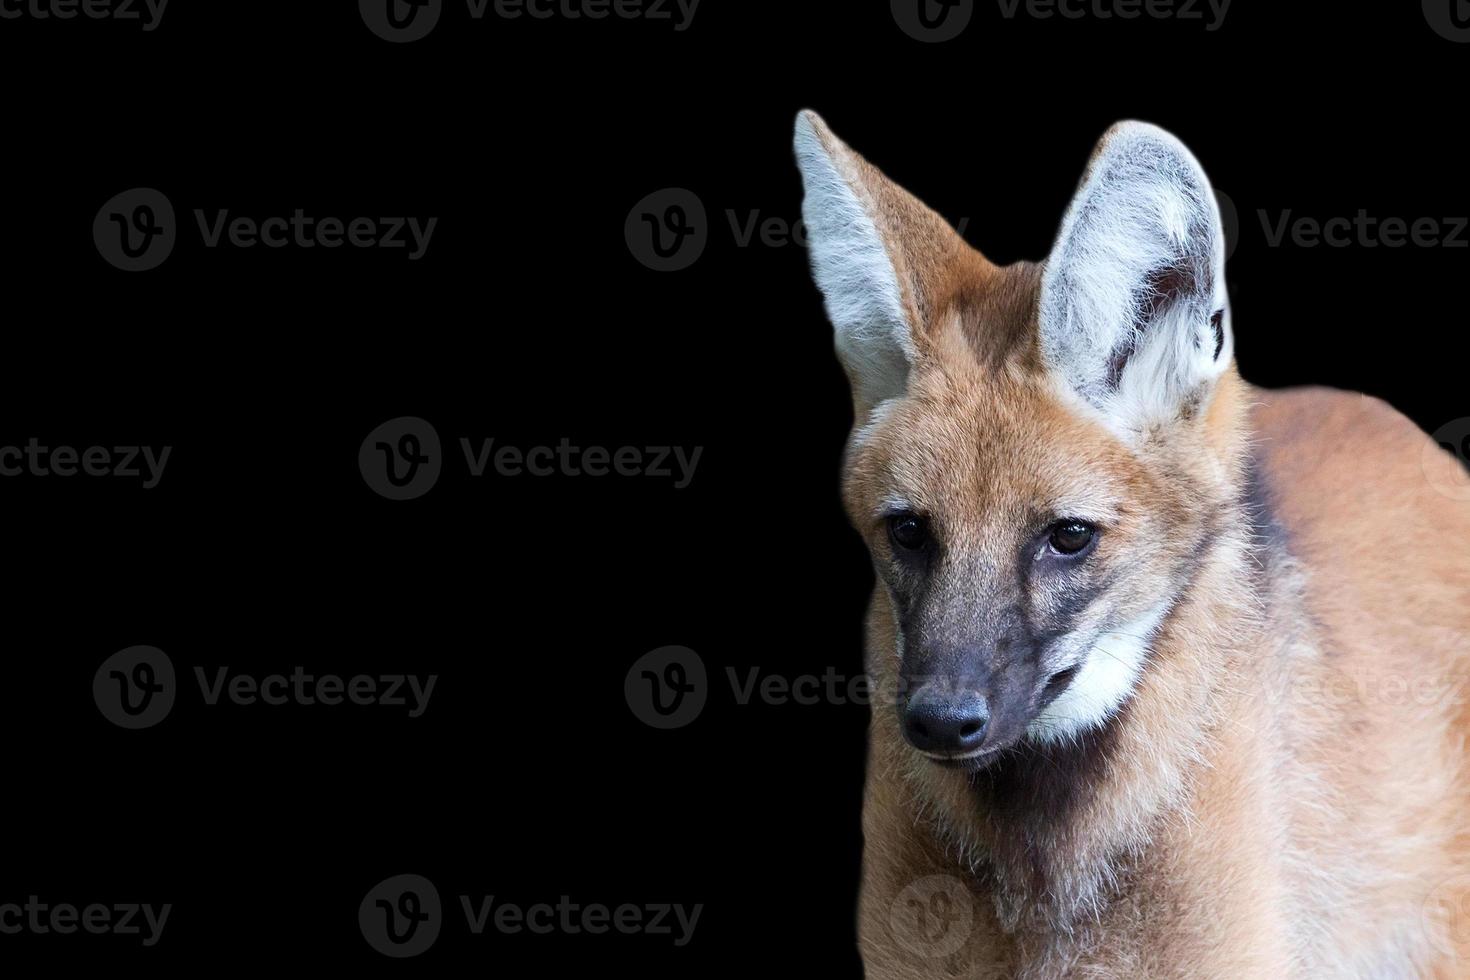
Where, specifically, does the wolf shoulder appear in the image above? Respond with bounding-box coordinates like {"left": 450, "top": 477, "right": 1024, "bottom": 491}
{"left": 1249, "top": 383, "right": 1470, "bottom": 650}
{"left": 1251, "top": 385, "right": 1470, "bottom": 536}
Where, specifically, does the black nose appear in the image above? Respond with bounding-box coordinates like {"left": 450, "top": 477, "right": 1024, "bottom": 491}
{"left": 902, "top": 688, "right": 989, "bottom": 755}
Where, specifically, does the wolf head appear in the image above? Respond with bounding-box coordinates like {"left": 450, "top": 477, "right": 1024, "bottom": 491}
{"left": 795, "top": 112, "right": 1245, "bottom": 769}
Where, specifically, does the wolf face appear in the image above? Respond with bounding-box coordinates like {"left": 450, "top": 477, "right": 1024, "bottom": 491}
{"left": 795, "top": 112, "right": 1243, "bottom": 768}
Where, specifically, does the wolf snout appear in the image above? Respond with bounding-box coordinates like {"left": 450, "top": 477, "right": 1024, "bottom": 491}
{"left": 901, "top": 685, "right": 990, "bottom": 756}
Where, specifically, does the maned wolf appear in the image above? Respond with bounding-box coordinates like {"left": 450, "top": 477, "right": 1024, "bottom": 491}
{"left": 793, "top": 111, "right": 1470, "bottom": 977}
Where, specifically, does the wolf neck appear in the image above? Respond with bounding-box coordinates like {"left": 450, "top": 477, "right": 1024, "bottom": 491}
{"left": 921, "top": 510, "right": 1264, "bottom": 933}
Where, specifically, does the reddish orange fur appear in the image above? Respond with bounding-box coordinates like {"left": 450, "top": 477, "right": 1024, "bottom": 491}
{"left": 804, "top": 113, "right": 1470, "bottom": 977}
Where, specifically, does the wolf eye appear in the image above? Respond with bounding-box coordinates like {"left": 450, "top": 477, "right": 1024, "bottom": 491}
{"left": 1048, "top": 520, "right": 1096, "bottom": 556}
{"left": 887, "top": 512, "right": 929, "bottom": 551}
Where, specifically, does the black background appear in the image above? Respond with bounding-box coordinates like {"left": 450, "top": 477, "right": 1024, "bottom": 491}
{"left": 1, "top": 0, "right": 1465, "bottom": 974}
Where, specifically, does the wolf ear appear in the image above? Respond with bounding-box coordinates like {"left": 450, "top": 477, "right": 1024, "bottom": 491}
{"left": 794, "top": 110, "right": 973, "bottom": 413}
{"left": 1040, "top": 122, "right": 1232, "bottom": 430}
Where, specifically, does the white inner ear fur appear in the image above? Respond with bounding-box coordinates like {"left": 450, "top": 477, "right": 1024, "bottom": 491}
{"left": 793, "top": 113, "right": 914, "bottom": 409}
{"left": 1039, "top": 122, "right": 1232, "bottom": 436}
